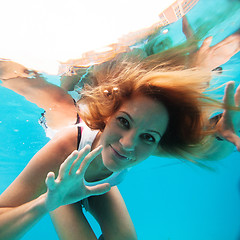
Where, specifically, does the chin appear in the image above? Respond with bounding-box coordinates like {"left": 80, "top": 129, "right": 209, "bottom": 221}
{"left": 102, "top": 154, "right": 125, "bottom": 172}
{"left": 102, "top": 145, "right": 128, "bottom": 172}
{"left": 103, "top": 159, "right": 124, "bottom": 172}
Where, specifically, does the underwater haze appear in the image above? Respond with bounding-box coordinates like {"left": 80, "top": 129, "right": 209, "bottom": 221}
{"left": 0, "top": 0, "right": 240, "bottom": 239}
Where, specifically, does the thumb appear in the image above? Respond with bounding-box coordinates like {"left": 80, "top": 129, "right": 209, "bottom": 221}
{"left": 88, "top": 183, "right": 111, "bottom": 196}
{"left": 234, "top": 84, "right": 240, "bottom": 107}
{"left": 223, "top": 81, "right": 235, "bottom": 106}
{"left": 45, "top": 172, "right": 56, "bottom": 191}
{"left": 200, "top": 36, "right": 213, "bottom": 51}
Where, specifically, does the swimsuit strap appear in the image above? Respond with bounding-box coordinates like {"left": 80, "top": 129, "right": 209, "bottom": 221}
{"left": 77, "top": 125, "right": 82, "bottom": 149}
{"left": 73, "top": 98, "right": 82, "bottom": 149}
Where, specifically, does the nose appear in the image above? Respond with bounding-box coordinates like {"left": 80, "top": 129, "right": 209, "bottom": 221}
{"left": 119, "top": 130, "right": 137, "bottom": 151}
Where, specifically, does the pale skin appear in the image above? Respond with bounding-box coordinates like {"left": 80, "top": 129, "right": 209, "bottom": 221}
{"left": 0, "top": 62, "right": 77, "bottom": 130}
{"left": 190, "top": 34, "right": 240, "bottom": 70}
{"left": 182, "top": 16, "right": 240, "bottom": 70}
{"left": 0, "top": 95, "right": 169, "bottom": 239}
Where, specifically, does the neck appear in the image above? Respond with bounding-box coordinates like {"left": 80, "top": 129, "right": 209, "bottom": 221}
{"left": 84, "top": 131, "right": 112, "bottom": 182}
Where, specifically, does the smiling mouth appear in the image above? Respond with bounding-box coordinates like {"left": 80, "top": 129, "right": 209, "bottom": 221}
{"left": 110, "top": 145, "right": 131, "bottom": 162}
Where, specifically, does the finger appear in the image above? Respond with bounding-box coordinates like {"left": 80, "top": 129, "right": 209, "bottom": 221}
{"left": 87, "top": 183, "right": 111, "bottom": 196}
{"left": 182, "top": 16, "right": 194, "bottom": 39}
{"left": 223, "top": 133, "right": 240, "bottom": 152}
{"left": 223, "top": 34, "right": 240, "bottom": 53}
{"left": 234, "top": 84, "right": 240, "bottom": 107}
{"left": 77, "top": 145, "right": 103, "bottom": 175}
{"left": 199, "top": 36, "right": 213, "bottom": 51}
{"left": 58, "top": 150, "right": 80, "bottom": 179}
{"left": 45, "top": 172, "right": 56, "bottom": 191}
{"left": 70, "top": 145, "right": 91, "bottom": 174}
{"left": 223, "top": 81, "right": 235, "bottom": 107}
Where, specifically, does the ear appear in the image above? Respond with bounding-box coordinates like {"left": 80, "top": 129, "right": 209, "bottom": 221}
{"left": 100, "top": 117, "right": 110, "bottom": 131}
{"left": 100, "top": 122, "right": 106, "bottom": 132}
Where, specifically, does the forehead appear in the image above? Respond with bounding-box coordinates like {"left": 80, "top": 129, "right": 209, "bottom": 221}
{"left": 118, "top": 94, "right": 169, "bottom": 131}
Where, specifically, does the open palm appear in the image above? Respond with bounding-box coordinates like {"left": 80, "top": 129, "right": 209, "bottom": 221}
{"left": 45, "top": 145, "right": 111, "bottom": 212}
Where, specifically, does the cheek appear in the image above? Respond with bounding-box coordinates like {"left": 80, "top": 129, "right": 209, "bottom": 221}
{"left": 135, "top": 144, "right": 158, "bottom": 163}
{"left": 100, "top": 129, "right": 116, "bottom": 147}
{"left": 100, "top": 122, "right": 121, "bottom": 145}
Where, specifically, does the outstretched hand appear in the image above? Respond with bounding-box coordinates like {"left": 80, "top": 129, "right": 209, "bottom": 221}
{"left": 216, "top": 81, "right": 240, "bottom": 151}
{"left": 191, "top": 33, "right": 240, "bottom": 71}
{"left": 44, "top": 145, "right": 111, "bottom": 212}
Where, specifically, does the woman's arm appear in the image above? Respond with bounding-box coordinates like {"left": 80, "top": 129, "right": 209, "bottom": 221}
{"left": 0, "top": 195, "right": 48, "bottom": 240}
{"left": 89, "top": 186, "right": 138, "bottom": 240}
{"left": 200, "top": 82, "right": 240, "bottom": 160}
{"left": 0, "top": 126, "right": 110, "bottom": 239}
{"left": 50, "top": 186, "right": 137, "bottom": 240}
{"left": 50, "top": 203, "right": 99, "bottom": 240}
{"left": 0, "top": 60, "right": 77, "bottom": 130}
{"left": 60, "top": 67, "right": 89, "bottom": 91}
{"left": 0, "top": 127, "right": 77, "bottom": 238}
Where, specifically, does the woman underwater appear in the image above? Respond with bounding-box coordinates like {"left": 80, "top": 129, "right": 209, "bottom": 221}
{"left": 0, "top": 19, "right": 240, "bottom": 240}
{"left": 0, "top": 54, "right": 240, "bottom": 239}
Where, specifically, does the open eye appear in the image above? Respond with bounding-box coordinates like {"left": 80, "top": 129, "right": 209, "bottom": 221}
{"left": 141, "top": 133, "right": 156, "bottom": 143}
{"left": 117, "top": 117, "right": 130, "bottom": 129}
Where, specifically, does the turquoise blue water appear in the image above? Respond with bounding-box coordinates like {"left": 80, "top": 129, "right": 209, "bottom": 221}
{"left": 0, "top": 0, "right": 240, "bottom": 239}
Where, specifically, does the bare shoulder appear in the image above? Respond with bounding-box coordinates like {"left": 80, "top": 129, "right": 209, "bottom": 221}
{"left": 0, "top": 126, "right": 78, "bottom": 207}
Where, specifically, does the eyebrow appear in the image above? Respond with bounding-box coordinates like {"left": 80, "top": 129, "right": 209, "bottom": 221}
{"left": 148, "top": 130, "right": 162, "bottom": 138}
{"left": 120, "top": 111, "right": 162, "bottom": 138}
{"left": 121, "top": 111, "right": 134, "bottom": 122}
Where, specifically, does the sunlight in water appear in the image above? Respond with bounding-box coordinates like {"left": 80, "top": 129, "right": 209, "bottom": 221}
{"left": 0, "top": 0, "right": 175, "bottom": 73}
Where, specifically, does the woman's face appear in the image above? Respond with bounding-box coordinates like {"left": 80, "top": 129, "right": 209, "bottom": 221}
{"left": 100, "top": 94, "right": 169, "bottom": 172}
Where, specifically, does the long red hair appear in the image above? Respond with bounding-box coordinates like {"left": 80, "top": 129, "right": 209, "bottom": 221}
{"left": 77, "top": 55, "right": 223, "bottom": 160}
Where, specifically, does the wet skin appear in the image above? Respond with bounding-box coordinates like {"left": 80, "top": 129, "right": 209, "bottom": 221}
{"left": 99, "top": 94, "right": 169, "bottom": 172}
